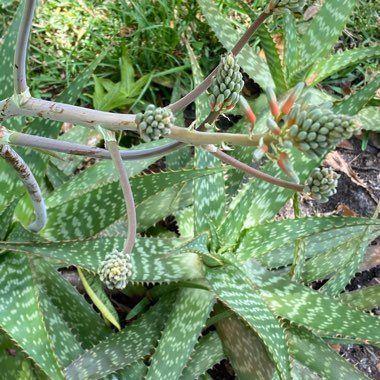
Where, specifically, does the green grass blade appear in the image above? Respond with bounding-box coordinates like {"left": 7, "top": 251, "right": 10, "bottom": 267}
{"left": 299, "top": 0, "right": 356, "bottom": 67}
{"left": 287, "top": 325, "right": 369, "bottom": 380}
{"left": 206, "top": 265, "right": 292, "bottom": 380}
{"left": 188, "top": 41, "right": 225, "bottom": 235}
{"left": 217, "top": 315, "right": 275, "bottom": 380}
{"left": 307, "top": 47, "right": 380, "bottom": 85}
{"left": 236, "top": 216, "right": 380, "bottom": 262}
{"left": 78, "top": 268, "right": 120, "bottom": 330}
{"left": 333, "top": 76, "right": 380, "bottom": 116}
{"left": 339, "top": 284, "right": 380, "bottom": 311}
{"left": 197, "top": 0, "right": 274, "bottom": 89}
{"left": 64, "top": 294, "right": 175, "bottom": 380}
{"left": 181, "top": 331, "right": 225, "bottom": 380}
{"left": 145, "top": 288, "right": 215, "bottom": 380}
{"left": 243, "top": 261, "right": 380, "bottom": 347}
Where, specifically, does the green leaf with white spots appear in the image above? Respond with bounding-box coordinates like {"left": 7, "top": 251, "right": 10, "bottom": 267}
{"left": 307, "top": 47, "right": 380, "bottom": 85}
{"left": 236, "top": 216, "right": 380, "bottom": 262}
{"left": 0, "top": 199, "right": 18, "bottom": 240}
{"left": 42, "top": 166, "right": 225, "bottom": 240}
{"left": 111, "top": 361, "right": 148, "bottom": 380}
{"left": 298, "top": 0, "right": 356, "bottom": 68}
{"left": 287, "top": 325, "right": 369, "bottom": 380}
{"left": 257, "top": 25, "right": 287, "bottom": 94}
{"left": 146, "top": 288, "right": 215, "bottom": 380}
{"left": 37, "top": 261, "right": 111, "bottom": 348}
{"left": 216, "top": 315, "right": 275, "bottom": 380}
{"left": 78, "top": 268, "right": 120, "bottom": 330}
{"left": 301, "top": 225, "right": 379, "bottom": 284}
{"left": 181, "top": 331, "right": 225, "bottom": 380}
{"left": 65, "top": 294, "right": 176, "bottom": 380}
{"left": 1, "top": 237, "right": 205, "bottom": 283}
{"left": 188, "top": 41, "right": 226, "bottom": 235}
{"left": 339, "top": 284, "right": 380, "bottom": 311}
{"left": 0, "top": 253, "right": 77, "bottom": 379}
{"left": 243, "top": 261, "right": 380, "bottom": 347}
{"left": 197, "top": 0, "right": 274, "bottom": 89}
{"left": 358, "top": 106, "right": 380, "bottom": 132}
{"left": 283, "top": 11, "right": 299, "bottom": 83}
{"left": 206, "top": 265, "right": 292, "bottom": 380}
{"left": 333, "top": 76, "right": 380, "bottom": 116}
{"left": 175, "top": 207, "right": 195, "bottom": 239}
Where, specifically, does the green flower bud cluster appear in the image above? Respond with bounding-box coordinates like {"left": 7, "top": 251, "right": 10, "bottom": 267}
{"left": 98, "top": 250, "right": 132, "bottom": 289}
{"left": 270, "top": 0, "right": 306, "bottom": 13}
{"left": 209, "top": 53, "right": 244, "bottom": 112}
{"left": 304, "top": 167, "right": 339, "bottom": 203}
{"left": 135, "top": 105, "right": 174, "bottom": 142}
{"left": 286, "top": 106, "right": 361, "bottom": 159}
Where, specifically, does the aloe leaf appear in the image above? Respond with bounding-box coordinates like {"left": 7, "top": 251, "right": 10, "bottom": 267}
{"left": 78, "top": 268, "right": 120, "bottom": 330}
{"left": 217, "top": 315, "right": 275, "bottom": 380}
{"left": 0, "top": 253, "right": 80, "bottom": 379}
{"left": 42, "top": 165, "right": 225, "bottom": 240}
{"left": 0, "top": 199, "right": 18, "bottom": 240}
{"left": 298, "top": 0, "right": 356, "bottom": 68}
{"left": 37, "top": 261, "right": 111, "bottom": 348}
{"left": 333, "top": 76, "right": 380, "bottom": 116}
{"left": 358, "top": 106, "right": 380, "bottom": 132}
{"left": 287, "top": 325, "right": 369, "bottom": 380}
{"left": 308, "top": 47, "right": 380, "bottom": 85}
{"left": 1, "top": 237, "right": 205, "bottom": 283}
{"left": 257, "top": 25, "right": 287, "bottom": 93}
{"left": 176, "top": 207, "right": 195, "bottom": 238}
{"left": 146, "top": 288, "right": 215, "bottom": 380}
{"left": 197, "top": 0, "right": 274, "bottom": 89}
{"left": 236, "top": 216, "right": 380, "bottom": 262}
{"left": 283, "top": 11, "right": 299, "bottom": 83}
{"left": 181, "top": 331, "right": 225, "bottom": 380}
{"left": 206, "top": 265, "right": 292, "bottom": 380}
{"left": 188, "top": 41, "right": 225, "bottom": 235}
{"left": 243, "top": 261, "right": 380, "bottom": 347}
{"left": 64, "top": 294, "right": 175, "bottom": 380}
{"left": 339, "top": 284, "right": 380, "bottom": 311}
{"left": 111, "top": 361, "right": 148, "bottom": 379}
{"left": 257, "top": 225, "right": 380, "bottom": 270}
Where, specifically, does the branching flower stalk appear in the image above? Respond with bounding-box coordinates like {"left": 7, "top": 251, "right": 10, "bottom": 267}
{"left": 0, "top": 143, "right": 46, "bottom": 232}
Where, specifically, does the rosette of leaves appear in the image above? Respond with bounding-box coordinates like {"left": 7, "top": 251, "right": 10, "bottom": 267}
{"left": 286, "top": 105, "right": 362, "bottom": 159}
{"left": 98, "top": 250, "right": 132, "bottom": 289}
{"left": 208, "top": 53, "right": 244, "bottom": 112}
{"left": 135, "top": 105, "right": 174, "bottom": 142}
{"left": 304, "top": 167, "right": 340, "bottom": 203}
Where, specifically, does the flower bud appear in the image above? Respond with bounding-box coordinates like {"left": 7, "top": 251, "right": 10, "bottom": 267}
{"left": 304, "top": 167, "right": 340, "bottom": 203}
{"left": 98, "top": 250, "right": 132, "bottom": 289}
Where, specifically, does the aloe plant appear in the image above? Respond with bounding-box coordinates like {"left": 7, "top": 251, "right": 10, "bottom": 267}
{"left": 0, "top": 0, "right": 379, "bottom": 379}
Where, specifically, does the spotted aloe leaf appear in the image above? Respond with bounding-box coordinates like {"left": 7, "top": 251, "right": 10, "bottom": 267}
{"left": 0, "top": 199, "right": 18, "bottom": 240}
{"left": 0, "top": 253, "right": 86, "bottom": 379}
{"left": 333, "top": 76, "right": 380, "bottom": 116}
{"left": 42, "top": 166, "right": 226, "bottom": 240}
{"left": 358, "top": 106, "right": 380, "bottom": 132}
{"left": 297, "top": 0, "right": 357, "bottom": 77}
{"left": 197, "top": 0, "right": 274, "bottom": 89}
{"left": 236, "top": 216, "right": 380, "bottom": 262}
{"left": 217, "top": 315, "right": 275, "bottom": 380}
{"left": 1, "top": 237, "right": 205, "bottom": 283}
{"left": 339, "top": 284, "right": 380, "bottom": 311}
{"left": 145, "top": 288, "right": 215, "bottom": 380}
{"left": 283, "top": 11, "right": 299, "bottom": 83}
{"left": 188, "top": 41, "right": 225, "bottom": 236}
{"left": 287, "top": 325, "right": 369, "bottom": 380}
{"left": 307, "top": 47, "right": 380, "bottom": 86}
{"left": 205, "top": 265, "right": 292, "bottom": 380}
{"left": 181, "top": 331, "right": 225, "bottom": 380}
{"left": 64, "top": 294, "right": 176, "bottom": 380}
{"left": 77, "top": 268, "right": 121, "bottom": 330}
{"left": 243, "top": 261, "right": 380, "bottom": 347}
